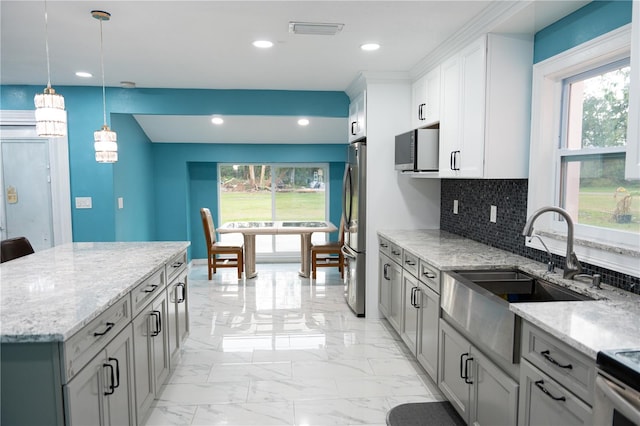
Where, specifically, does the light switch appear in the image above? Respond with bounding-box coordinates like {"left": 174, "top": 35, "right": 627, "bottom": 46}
{"left": 118, "top": 197, "right": 124, "bottom": 209}
{"left": 453, "top": 199, "right": 459, "bottom": 215}
{"left": 490, "top": 205, "right": 497, "bottom": 223}
{"left": 75, "top": 197, "right": 92, "bottom": 209}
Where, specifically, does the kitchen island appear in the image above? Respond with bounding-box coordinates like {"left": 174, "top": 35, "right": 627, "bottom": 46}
{"left": 0, "top": 241, "right": 190, "bottom": 425}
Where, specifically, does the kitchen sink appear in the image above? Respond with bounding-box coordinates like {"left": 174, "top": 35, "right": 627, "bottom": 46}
{"left": 441, "top": 268, "right": 594, "bottom": 365}
{"left": 456, "top": 269, "right": 593, "bottom": 302}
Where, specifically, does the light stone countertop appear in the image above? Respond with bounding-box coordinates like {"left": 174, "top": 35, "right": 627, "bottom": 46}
{"left": 378, "top": 229, "right": 640, "bottom": 359}
{"left": 0, "top": 241, "right": 190, "bottom": 343}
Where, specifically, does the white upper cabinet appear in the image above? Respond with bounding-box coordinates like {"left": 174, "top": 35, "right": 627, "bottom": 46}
{"left": 438, "top": 33, "right": 533, "bottom": 178}
{"left": 626, "top": 0, "right": 639, "bottom": 180}
{"left": 411, "top": 66, "right": 441, "bottom": 129}
{"left": 348, "top": 90, "right": 366, "bottom": 142}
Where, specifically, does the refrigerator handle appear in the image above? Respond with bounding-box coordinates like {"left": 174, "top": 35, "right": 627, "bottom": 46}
{"left": 342, "top": 165, "right": 353, "bottom": 226}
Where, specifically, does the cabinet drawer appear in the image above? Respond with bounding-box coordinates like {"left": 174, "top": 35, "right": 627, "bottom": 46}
{"left": 521, "top": 322, "right": 595, "bottom": 405}
{"left": 63, "top": 296, "right": 131, "bottom": 381}
{"left": 402, "top": 250, "right": 419, "bottom": 278}
{"left": 389, "top": 243, "right": 403, "bottom": 265}
{"left": 166, "top": 250, "right": 187, "bottom": 283}
{"left": 131, "top": 268, "right": 166, "bottom": 316}
{"left": 378, "top": 237, "right": 391, "bottom": 257}
{"left": 519, "top": 359, "right": 592, "bottom": 426}
{"left": 418, "top": 259, "right": 440, "bottom": 294}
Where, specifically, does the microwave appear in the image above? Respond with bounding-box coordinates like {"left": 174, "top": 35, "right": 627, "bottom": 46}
{"left": 395, "top": 128, "right": 439, "bottom": 171}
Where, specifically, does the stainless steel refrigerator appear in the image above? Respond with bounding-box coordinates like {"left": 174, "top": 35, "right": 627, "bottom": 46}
{"left": 342, "top": 138, "right": 366, "bottom": 316}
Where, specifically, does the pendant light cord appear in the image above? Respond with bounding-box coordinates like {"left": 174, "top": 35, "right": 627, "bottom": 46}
{"left": 44, "top": 0, "right": 52, "bottom": 89}
{"left": 100, "top": 17, "right": 107, "bottom": 127}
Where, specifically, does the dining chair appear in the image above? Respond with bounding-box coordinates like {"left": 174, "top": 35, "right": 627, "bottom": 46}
{"left": 310, "top": 216, "right": 345, "bottom": 279}
{"left": 1, "top": 236, "right": 35, "bottom": 263}
{"left": 200, "top": 208, "right": 244, "bottom": 279}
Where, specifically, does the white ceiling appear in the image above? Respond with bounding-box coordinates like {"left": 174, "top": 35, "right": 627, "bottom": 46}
{"left": 0, "top": 1, "right": 588, "bottom": 143}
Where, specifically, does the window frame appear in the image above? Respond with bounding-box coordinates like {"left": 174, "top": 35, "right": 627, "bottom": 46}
{"left": 527, "top": 24, "right": 639, "bottom": 277}
{"left": 217, "top": 162, "right": 331, "bottom": 262}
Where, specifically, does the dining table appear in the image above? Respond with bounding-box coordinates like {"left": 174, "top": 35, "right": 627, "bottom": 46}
{"left": 217, "top": 220, "right": 337, "bottom": 279}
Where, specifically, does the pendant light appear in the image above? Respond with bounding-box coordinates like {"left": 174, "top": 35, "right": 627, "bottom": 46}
{"left": 92, "top": 10, "right": 117, "bottom": 163}
{"left": 34, "top": 0, "right": 67, "bottom": 137}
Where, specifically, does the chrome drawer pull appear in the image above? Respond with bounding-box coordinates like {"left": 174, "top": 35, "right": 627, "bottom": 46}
{"left": 172, "top": 261, "right": 184, "bottom": 268}
{"left": 391, "top": 250, "right": 401, "bottom": 256}
{"left": 405, "top": 260, "right": 416, "bottom": 266}
{"left": 535, "top": 380, "right": 566, "bottom": 402}
{"left": 541, "top": 350, "right": 573, "bottom": 369}
{"left": 422, "top": 271, "right": 436, "bottom": 279}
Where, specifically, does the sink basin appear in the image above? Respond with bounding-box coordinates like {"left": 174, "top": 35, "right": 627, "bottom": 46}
{"left": 456, "top": 269, "right": 593, "bottom": 302}
{"left": 441, "top": 268, "right": 594, "bottom": 365}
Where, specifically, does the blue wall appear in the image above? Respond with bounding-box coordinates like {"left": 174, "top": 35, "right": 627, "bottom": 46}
{"left": 0, "top": 86, "right": 350, "bottom": 247}
{"left": 534, "top": 0, "right": 632, "bottom": 63}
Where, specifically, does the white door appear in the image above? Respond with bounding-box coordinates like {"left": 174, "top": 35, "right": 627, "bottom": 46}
{"left": 1, "top": 139, "right": 54, "bottom": 251}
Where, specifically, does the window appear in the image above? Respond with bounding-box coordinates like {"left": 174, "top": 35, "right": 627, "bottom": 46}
{"left": 559, "top": 59, "right": 639, "bottom": 236}
{"left": 528, "top": 24, "right": 638, "bottom": 277}
{"left": 218, "top": 163, "right": 329, "bottom": 259}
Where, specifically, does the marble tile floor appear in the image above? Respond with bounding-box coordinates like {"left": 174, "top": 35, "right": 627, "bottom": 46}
{"left": 145, "top": 263, "right": 445, "bottom": 426}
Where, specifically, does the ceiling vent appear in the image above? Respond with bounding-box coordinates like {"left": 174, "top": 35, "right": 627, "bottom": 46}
{"left": 288, "top": 21, "right": 344, "bottom": 36}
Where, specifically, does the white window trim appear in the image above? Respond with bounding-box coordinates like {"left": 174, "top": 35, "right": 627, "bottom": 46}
{"left": 527, "top": 24, "right": 640, "bottom": 278}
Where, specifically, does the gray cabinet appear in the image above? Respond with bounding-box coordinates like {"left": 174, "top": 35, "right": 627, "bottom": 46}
{"left": 401, "top": 271, "right": 419, "bottom": 355}
{"left": 439, "top": 319, "right": 519, "bottom": 425}
{"left": 65, "top": 325, "right": 135, "bottom": 426}
{"left": 416, "top": 275, "right": 439, "bottom": 382}
{"left": 167, "top": 269, "right": 189, "bottom": 367}
{"left": 133, "top": 290, "right": 170, "bottom": 425}
{"left": 518, "top": 322, "right": 595, "bottom": 426}
{"left": 378, "top": 237, "right": 403, "bottom": 333}
{"left": 519, "top": 359, "right": 592, "bottom": 426}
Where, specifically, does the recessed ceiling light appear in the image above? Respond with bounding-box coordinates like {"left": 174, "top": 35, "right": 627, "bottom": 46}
{"left": 252, "top": 40, "right": 273, "bottom": 48}
{"left": 211, "top": 116, "right": 224, "bottom": 125}
{"left": 361, "top": 43, "right": 380, "bottom": 51}
{"left": 75, "top": 71, "right": 93, "bottom": 78}
{"left": 298, "top": 118, "right": 310, "bottom": 126}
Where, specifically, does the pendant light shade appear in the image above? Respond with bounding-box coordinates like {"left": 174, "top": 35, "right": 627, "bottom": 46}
{"left": 34, "top": 0, "right": 67, "bottom": 137}
{"left": 94, "top": 125, "right": 118, "bottom": 163}
{"left": 92, "top": 10, "right": 117, "bottom": 163}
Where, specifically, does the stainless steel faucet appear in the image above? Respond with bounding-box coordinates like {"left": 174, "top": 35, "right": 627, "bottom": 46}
{"left": 522, "top": 206, "right": 583, "bottom": 279}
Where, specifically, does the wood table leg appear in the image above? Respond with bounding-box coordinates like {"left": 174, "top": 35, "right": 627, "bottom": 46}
{"left": 298, "top": 233, "right": 312, "bottom": 278}
{"left": 243, "top": 234, "right": 257, "bottom": 279}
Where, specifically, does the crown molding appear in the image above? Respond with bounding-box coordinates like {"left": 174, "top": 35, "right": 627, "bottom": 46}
{"left": 345, "top": 71, "right": 410, "bottom": 99}
{"left": 410, "top": 0, "right": 534, "bottom": 79}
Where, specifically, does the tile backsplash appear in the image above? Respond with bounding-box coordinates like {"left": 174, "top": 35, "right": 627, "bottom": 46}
{"left": 440, "top": 179, "right": 639, "bottom": 294}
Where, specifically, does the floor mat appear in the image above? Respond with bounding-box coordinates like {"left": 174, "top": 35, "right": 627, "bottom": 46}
{"left": 386, "top": 401, "right": 466, "bottom": 426}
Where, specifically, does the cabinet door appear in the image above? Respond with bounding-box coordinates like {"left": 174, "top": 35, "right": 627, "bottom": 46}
{"left": 151, "top": 293, "right": 170, "bottom": 390}
{"left": 519, "top": 359, "right": 592, "bottom": 426}
{"left": 417, "top": 282, "right": 439, "bottom": 382}
{"left": 387, "top": 260, "right": 403, "bottom": 333}
{"left": 400, "top": 272, "right": 419, "bottom": 355}
{"left": 104, "top": 325, "right": 136, "bottom": 426}
{"left": 168, "top": 272, "right": 189, "bottom": 367}
{"left": 439, "top": 54, "right": 461, "bottom": 177}
{"left": 133, "top": 307, "right": 155, "bottom": 424}
{"left": 411, "top": 76, "right": 428, "bottom": 129}
{"left": 348, "top": 91, "right": 366, "bottom": 142}
{"left": 438, "top": 319, "right": 471, "bottom": 423}
{"left": 378, "top": 253, "right": 392, "bottom": 317}
{"left": 469, "top": 348, "right": 518, "bottom": 426}
{"left": 65, "top": 351, "right": 105, "bottom": 426}
{"left": 458, "top": 36, "right": 487, "bottom": 178}
{"left": 424, "top": 66, "right": 441, "bottom": 125}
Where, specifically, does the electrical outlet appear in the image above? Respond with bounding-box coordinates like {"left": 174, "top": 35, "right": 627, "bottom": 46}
{"left": 118, "top": 197, "right": 124, "bottom": 209}
{"left": 75, "top": 197, "right": 92, "bottom": 209}
{"left": 453, "top": 199, "right": 459, "bottom": 215}
{"left": 490, "top": 205, "right": 497, "bottom": 223}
